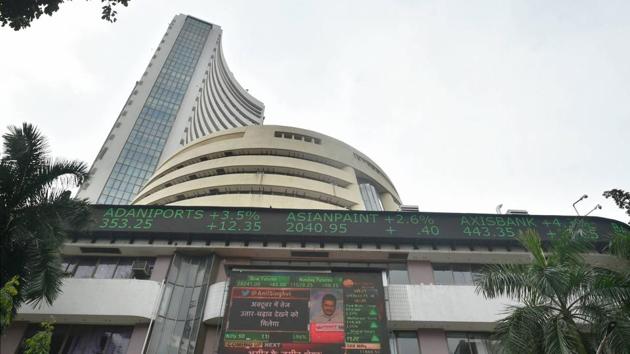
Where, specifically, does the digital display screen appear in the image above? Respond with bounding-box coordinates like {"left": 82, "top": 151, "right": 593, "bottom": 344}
{"left": 219, "top": 272, "right": 390, "bottom": 354}
{"left": 87, "top": 205, "right": 629, "bottom": 244}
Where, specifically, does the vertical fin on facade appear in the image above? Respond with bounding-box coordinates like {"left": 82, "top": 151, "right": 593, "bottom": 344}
{"left": 184, "top": 36, "right": 265, "bottom": 146}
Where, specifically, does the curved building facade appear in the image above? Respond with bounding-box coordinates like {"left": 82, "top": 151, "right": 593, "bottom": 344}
{"left": 185, "top": 37, "right": 264, "bottom": 144}
{"left": 133, "top": 125, "right": 401, "bottom": 211}
{"left": 77, "top": 14, "right": 264, "bottom": 205}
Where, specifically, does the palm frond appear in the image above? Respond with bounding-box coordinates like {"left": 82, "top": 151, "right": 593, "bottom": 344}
{"left": 604, "top": 317, "right": 630, "bottom": 354}
{"left": 542, "top": 316, "right": 573, "bottom": 354}
{"left": 22, "top": 226, "right": 65, "bottom": 307}
{"left": 494, "top": 303, "right": 547, "bottom": 353}
{"left": 519, "top": 230, "right": 547, "bottom": 267}
{"left": 549, "top": 228, "right": 589, "bottom": 267}
{"left": 474, "top": 263, "right": 536, "bottom": 300}
{"left": 1, "top": 123, "right": 48, "bottom": 174}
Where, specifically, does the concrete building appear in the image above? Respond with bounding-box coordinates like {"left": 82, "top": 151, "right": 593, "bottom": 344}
{"left": 132, "top": 125, "right": 401, "bottom": 211}
{"left": 78, "top": 14, "right": 264, "bottom": 205}
{"left": 5, "top": 203, "right": 625, "bottom": 354}
{"left": 5, "top": 121, "right": 626, "bottom": 353}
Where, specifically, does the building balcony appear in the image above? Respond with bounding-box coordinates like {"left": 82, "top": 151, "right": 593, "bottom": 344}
{"left": 387, "top": 284, "right": 517, "bottom": 331}
{"left": 16, "top": 278, "right": 162, "bottom": 325}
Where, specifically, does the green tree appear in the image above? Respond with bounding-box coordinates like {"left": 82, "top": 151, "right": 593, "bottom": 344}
{"left": 603, "top": 189, "right": 630, "bottom": 260}
{"left": 604, "top": 189, "right": 630, "bottom": 224}
{"left": 0, "top": 123, "right": 90, "bottom": 312}
{"left": 0, "top": 276, "right": 19, "bottom": 332}
{"left": 475, "top": 230, "right": 630, "bottom": 354}
{"left": 0, "top": 0, "right": 130, "bottom": 30}
{"left": 23, "top": 322, "right": 54, "bottom": 354}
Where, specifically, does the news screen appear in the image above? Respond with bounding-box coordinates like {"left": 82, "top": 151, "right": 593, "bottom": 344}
{"left": 219, "top": 271, "right": 390, "bottom": 354}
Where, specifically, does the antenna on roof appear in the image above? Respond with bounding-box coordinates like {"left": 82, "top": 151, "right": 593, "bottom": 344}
{"left": 585, "top": 204, "right": 602, "bottom": 216}
{"left": 572, "top": 194, "right": 588, "bottom": 216}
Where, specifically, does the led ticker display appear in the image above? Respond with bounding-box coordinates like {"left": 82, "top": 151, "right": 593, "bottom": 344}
{"left": 219, "top": 272, "right": 389, "bottom": 354}
{"left": 86, "top": 205, "right": 630, "bottom": 243}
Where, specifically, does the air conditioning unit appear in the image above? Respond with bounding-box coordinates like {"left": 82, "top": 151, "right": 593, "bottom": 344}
{"left": 506, "top": 209, "right": 529, "bottom": 215}
{"left": 399, "top": 205, "right": 419, "bottom": 212}
{"left": 131, "top": 260, "right": 150, "bottom": 279}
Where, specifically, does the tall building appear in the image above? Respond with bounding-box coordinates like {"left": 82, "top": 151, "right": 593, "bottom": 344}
{"left": 3, "top": 14, "right": 628, "bottom": 354}
{"left": 78, "top": 14, "right": 265, "bottom": 205}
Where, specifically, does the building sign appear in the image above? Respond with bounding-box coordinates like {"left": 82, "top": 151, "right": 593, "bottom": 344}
{"left": 218, "top": 271, "right": 389, "bottom": 354}
{"left": 87, "top": 205, "right": 629, "bottom": 243}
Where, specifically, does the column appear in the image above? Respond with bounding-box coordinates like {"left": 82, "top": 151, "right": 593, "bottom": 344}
{"left": 418, "top": 329, "right": 449, "bottom": 354}
{"left": 407, "top": 260, "right": 434, "bottom": 285}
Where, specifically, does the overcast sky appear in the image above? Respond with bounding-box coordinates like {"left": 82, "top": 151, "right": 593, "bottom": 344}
{"left": 1, "top": 0, "right": 628, "bottom": 222}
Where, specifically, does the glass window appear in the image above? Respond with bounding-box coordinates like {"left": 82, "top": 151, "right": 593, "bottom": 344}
{"left": 471, "top": 264, "right": 484, "bottom": 283}
{"left": 62, "top": 257, "right": 154, "bottom": 279}
{"left": 19, "top": 325, "right": 132, "bottom": 354}
{"left": 434, "top": 264, "right": 484, "bottom": 286}
{"left": 113, "top": 258, "right": 133, "bottom": 279}
{"left": 74, "top": 258, "right": 97, "bottom": 278}
{"left": 433, "top": 265, "right": 454, "bottom": 285}
{"left": 395, "top": 332, "right": 421, "bottom": 354}
{"left": 447, "top": 332, "right": 499, "bottom": 354}
{"left": 63, "top": 257, "right": 78, "bottom": 276}
{"left": 93, "top": 257, "right": 117, "bottom": 279}
{"left": 453, "top": 264, "right": 473, "bottom": 285}
{"left": 388, "top": 269, "right": 410, "bottom": 285}
{"left": 359, "top": 182, "right": 384, "bottom": 211}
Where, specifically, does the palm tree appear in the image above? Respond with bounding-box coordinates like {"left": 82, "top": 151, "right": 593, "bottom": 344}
{"left": 475, "top": 230, "right": 630, "bottom": 354}
{"left": 1, "top": 123, "right": 90, "bottom": 309}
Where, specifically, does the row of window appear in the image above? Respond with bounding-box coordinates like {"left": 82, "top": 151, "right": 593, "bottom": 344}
{"left": 99, "top": 18, "right": 211, "bottom": 204}
{"left": 392, "top": 332, "right": 499, "bottom": 354}
{"left": 61, "top": 257, "right": 156, "bottom": 279}
{"left": 19, "top": 325, "right": 132, "bottom": 354}
{"left": 61, "top": 256, "right": 486, "bottom": 286}
{"left": 433, "top": 263, "right": 485, "bottom": 286}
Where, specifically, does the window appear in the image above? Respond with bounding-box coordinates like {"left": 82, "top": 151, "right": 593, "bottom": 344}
{"left": 273, "top": 131, "right": 321, "bottom": 144}
{"left": 93, "top": 257, "right": 117, "bottom": 278}
{"left": 388, "top": 269, "right": 409, "bottom": 285}
{"left": 433, "top": 264, "right": 484, "bottom": 285}
{"left": 447, "top": 332, "right": 500, "bottom": 354}
{"left": 393, "top": 332, "right": 421, "bottom": 354}
{"left": 74, "top": 258, "right": 98, "bottom": 278}
{"left": 19, "top": 325, "right": 133, "bottom": 354}
{"left": 62, "top": 257, "right": 156, "bottom": 279}
{"left": 359, "top": 182, "right": 384, "bottom": 211}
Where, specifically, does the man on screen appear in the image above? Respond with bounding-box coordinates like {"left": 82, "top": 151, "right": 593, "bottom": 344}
{"left": 311, "top": 294, "right": 343, "bottom": 323}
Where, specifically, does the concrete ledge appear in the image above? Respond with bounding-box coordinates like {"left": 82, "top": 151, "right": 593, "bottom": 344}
{"left": 388, "top": 284, "right": 516, "bottom": 331}
{"left": 16, "top": 278, "right": 161, "bottom": 325}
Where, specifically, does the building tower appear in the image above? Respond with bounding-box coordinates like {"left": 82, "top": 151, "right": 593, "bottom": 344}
{"left": 77, "top": 14, "right": 265, "bottom": 205}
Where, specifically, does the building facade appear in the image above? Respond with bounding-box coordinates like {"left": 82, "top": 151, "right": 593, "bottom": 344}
{"left": 78, "top": 14, "right": 264, "bottom": 205}
{"left": 132, "top": 125, "right": 401, "bottom": 211}
{"left": 3, "top": 14, "right": 628, "bottom": 354}
{"left": 5, "top": 205, "right": 626, "bottom": 354}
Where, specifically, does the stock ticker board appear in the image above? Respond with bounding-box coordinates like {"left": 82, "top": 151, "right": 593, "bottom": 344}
{"left": 86, "top": 205, "right": 629, "bottom": 243}
{"left": 219, "top": 271, "right": 389, "bottom": 354}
